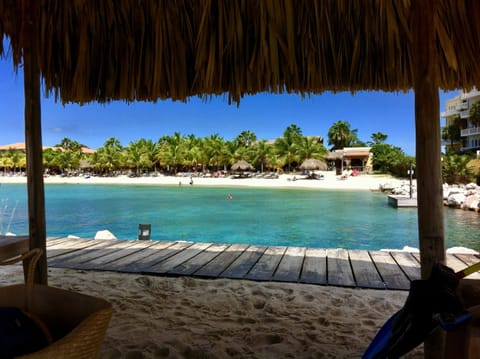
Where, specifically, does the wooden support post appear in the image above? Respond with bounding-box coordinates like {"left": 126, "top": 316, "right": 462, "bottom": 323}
{"left": 412, "top": 1, "right": 445, "bottom": 358}
{"left": 23, "top": 0, "right": 47, "bottom": 285}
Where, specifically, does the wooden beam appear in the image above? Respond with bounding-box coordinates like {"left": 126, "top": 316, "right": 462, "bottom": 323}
{"left": 23, "top": 0, "right": 47, "bottom": 284}
{"left": 412, "top": 1, "right": 445, "bottom": 358}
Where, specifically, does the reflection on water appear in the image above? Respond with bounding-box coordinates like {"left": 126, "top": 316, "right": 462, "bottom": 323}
{"left": 1, "top": 183, "right": 479, "bottom": 251}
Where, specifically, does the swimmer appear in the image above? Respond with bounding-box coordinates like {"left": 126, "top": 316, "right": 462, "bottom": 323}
{"left": 227, "top": 194, "right": 233, "bottom": 200}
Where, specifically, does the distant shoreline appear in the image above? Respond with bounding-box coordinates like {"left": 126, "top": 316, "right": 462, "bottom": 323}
{"left": 0, "top": 171, "right": 408, "bottom": 191}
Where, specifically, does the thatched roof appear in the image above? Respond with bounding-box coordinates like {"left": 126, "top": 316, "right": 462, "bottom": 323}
{"left": 1, "top": 1, "right": 480, "bottom": 105}
{"left": 231, "top": 160, "right": 254, "bottom": 171}
{"left": 299, "top": 158, "right": 327, "bottom": 171}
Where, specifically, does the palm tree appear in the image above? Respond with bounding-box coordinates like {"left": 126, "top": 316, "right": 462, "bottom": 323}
{"left": 368, "top": 132, "right": 388, "bottom": 145}
{"left": 93, "top": 137, "right": 124, "bottom": 175}
{"left": 158, "top": 132, "right": 187, "bottom": 174}
{"left": 442, "top": 115, "right": 462, "bottom": 154}
{"left": 56, "top": 137, "right": 83, "bottom": 152}
{"left": 295, "top": 136, "right": 327, "bottom": 163}
{"left": 252, "top": 140, "right": 273, "bottom": 172}
{"left": 469, "top": 102, "right": 480, "bottom": 127}
{"left": 183, "top": 134, "right": 203, "bottom": 170}
{"left": 6, "top": 148, "right": 25, "bottom": 174}
{"left": 203, "top": 134, "right": 227, "bottom": 171}
{"left": 125, "top": 140, "right": 151, "bottom": 175}
{"left": 442, "top": 154, "right": 473, "bottom": 184}
{"left": 328, "top": 120, "right": 359, "bottom": 150}
{"left": 274, "top": 124, "right": 303, "bottom": 172}
{"left": 235, "top": 130, "right": 257, "bottom": 148}
{"left": 54, "top": 137, "right": 83, "bottom": 173}
{"left": 135, "top": 139, "right": 159, "bottom": 173}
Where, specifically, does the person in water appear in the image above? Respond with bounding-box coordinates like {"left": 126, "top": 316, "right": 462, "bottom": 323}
{"left": 227, "top": 194, "right": 233, "bottom": 200}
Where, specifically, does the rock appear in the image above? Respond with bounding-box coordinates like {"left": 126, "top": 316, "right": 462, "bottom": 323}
{"left": 447, "top": 247, "right": 479, "bottom": 254}
{"left": 461, "top": 195, "right": 480, "bottom": 211}
{"left": 95, "top": 230, "right": 117, "bottom": 240}
{"left": 447, "top": 193, "right": 466, "bottom": 207}
{"left": 465, "top": 182, "right": 478, "bottom": 190}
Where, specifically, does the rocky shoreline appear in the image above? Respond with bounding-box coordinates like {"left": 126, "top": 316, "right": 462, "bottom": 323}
{"left": 382, "top": 181, "right": 480, "bottom": 212}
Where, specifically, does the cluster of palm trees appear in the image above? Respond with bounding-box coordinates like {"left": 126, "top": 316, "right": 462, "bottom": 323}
{"left": 1, "top": 124, "right": 338, "bottom": 176}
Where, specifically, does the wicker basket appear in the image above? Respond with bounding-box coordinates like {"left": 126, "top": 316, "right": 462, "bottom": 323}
{"left": 0, "top": 248, "right": 112, "bottom": 358}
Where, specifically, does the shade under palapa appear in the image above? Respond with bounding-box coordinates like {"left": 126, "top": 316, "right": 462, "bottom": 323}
{"left": 299, "top": 158, "right": 327, "bottom": 171}
{"left": 231, "top": 160, "right": 254, "bottom": 172}
{"left": 1, "top": 1, "right": 476, "bottom": 308}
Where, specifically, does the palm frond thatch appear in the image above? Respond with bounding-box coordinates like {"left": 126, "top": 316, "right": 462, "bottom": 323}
{"left": 299, "top": 158, "right": 327, "bottom": 171}
{"left": 1, "top": 1, "right": 480, "bottom": 105}
{"left": 231, "top": 160, "right": 254, "bottom": 171}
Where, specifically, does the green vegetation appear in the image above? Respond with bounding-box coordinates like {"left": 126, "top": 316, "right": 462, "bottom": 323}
{"left": 442, "top": 154, "right": 473, "bottom": 184}
{"left": 327, "top": 120, "right": 364, "bottom": 149}
{"left": 442, "top": 115, "right": 462, "bottom": 154}
{"left": 0, "top": 124, "right": 329, "bottom": 176}
{"left": 2, "top": 121, "right": 477, "bottom": 183}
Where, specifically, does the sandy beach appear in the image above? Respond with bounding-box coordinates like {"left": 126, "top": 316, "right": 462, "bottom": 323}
{"left": 0, "top": 264, "right": 425, "bottom": 359}
{"left": 0, "top": 171, "right": 408, "bottom": 192}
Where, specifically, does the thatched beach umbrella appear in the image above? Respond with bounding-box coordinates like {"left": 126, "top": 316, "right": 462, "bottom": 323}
{"left": 299, "top": 158, "right": 327, "bottom": 171}
{"left": 231, "top": 160, "right": 254, "bottom": 172}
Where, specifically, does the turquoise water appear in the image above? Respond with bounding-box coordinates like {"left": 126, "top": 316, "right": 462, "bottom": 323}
{"left": 1, "top": 183, "right": 479, "bottom": 251}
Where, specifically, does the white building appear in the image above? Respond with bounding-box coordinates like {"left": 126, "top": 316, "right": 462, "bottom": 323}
{"left": 441, "top": 88, "right": 480, "bottom": 153}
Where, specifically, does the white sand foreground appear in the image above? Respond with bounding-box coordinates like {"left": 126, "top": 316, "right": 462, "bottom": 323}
{"left": 0, "top": 265, "right": 424, "bottom": 359}
{"left": 0, "top": 171, "right": 408, "bottom": 191}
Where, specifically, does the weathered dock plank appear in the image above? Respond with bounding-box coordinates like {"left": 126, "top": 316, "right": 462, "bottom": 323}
{"left": 299, "top": 248, "right": 327, "bottom": 285}
{"left": 221, "top": 246, "right": 267, "bottom": 279}
{"left": 148, "top": 242, "right": 213, "bottom": 273}
{"left": 349, "top": 250, "right": 385, "bottom": 289}
{"left": 369, "top": 251, "right": 410, "bottom": 290}
{"left": 327, "top": 248, "right": 355, "bottom": 287}
{"left": 390, "top": 251, "right": 421, "bottom": 281}
{"left": 169, "top": 243, "right": 229, "bottom": 276}
{"left": 245, "top": 246, "right": 286, "bottom": 281}
{"left": 273, "top": 246, "right": 305, "bottom": 282}
{"left": 452, "top": 253, "right": 480, "bottom": 279}
{"left": 73, "top": 240, "right": 145, "bottom": 269}
{"left": 84, "top": 240, "right": 157, "bottom": 268}
{"left": 102, "top": 241, "right": 175, "bottom": 271}
{"left": 48, "top": 239, "right": 115, "bottom": 267}
{"left": 194, "top": 244, "right": 248, "bottom": 277}
{"left": 44, "top": 238, "right": 480, "bottom": 290}
{"left": 46, "top": 237, "right": 73, "bottom": 246}
{"left": 135, "top": 241, "right": 195, "bottom": 273}
{"left": 46, "top": 237, "right": 99, "bottom": 259}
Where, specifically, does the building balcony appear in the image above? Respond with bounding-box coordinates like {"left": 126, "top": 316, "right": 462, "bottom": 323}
{"left": 441, "top": 110, "right": 458, "bottom": 118}
{"left": 460, "top": 110, "right": 471, "bottom": 119}
{"left": 460, "top": 89, "right": 480, "bottom": 100}
{"left": 461, "top": 145, "right": 480, "bottom": 152}
{"left": 461, "top": 127, "right": 480, "bottom": 137}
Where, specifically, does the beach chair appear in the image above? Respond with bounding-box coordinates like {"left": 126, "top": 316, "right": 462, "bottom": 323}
{"left": 0, "top": 248, "right": 112, "bottom": 358}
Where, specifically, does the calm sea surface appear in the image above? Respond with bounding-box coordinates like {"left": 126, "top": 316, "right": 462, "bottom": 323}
{"left": 1, "top": 183, "right": 479, "bottom": 251}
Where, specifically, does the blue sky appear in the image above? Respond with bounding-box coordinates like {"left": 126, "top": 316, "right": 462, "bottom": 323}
{"left": 0, "top": 53, "right": 457, "bottom": 156}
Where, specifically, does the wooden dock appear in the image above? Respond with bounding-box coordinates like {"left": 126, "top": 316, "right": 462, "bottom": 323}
{"left": 387, "top": 195, "right": 418, "bottom": 208}
{"left": 45, "top": 237, "right": 480, "bottom": 291}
